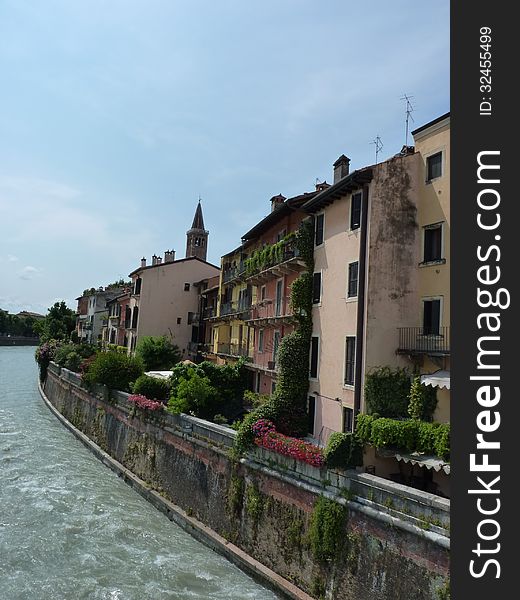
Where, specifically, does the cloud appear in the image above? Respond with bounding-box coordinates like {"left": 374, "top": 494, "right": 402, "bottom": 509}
{"left": 7, "top": 254, "right": 19, "bottom": 262}
{"left": 18, "top": 266, "right": 42, "bottom": 280}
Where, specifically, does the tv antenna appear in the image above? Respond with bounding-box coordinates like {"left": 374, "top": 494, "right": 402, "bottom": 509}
{"left": 400, "top": 94, "right": 415, "bottom": 146}
{"left": 371, "top": 136, "right": 383, "bottom": 164}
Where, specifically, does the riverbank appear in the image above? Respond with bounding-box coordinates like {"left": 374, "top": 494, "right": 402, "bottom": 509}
{"left": 42, "top": 363, "right": 450, "bottom": 600}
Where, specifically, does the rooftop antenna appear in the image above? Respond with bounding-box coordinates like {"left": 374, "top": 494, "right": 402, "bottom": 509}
{"left": 371, "top": 136, "right": 383, "bottom": 164}
{"left": 400, "top": 94, "right": 415, "bottom": 146}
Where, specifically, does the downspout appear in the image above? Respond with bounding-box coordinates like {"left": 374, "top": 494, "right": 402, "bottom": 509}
{"left": 353, "top": 183, "right": 370, "bottom": 422}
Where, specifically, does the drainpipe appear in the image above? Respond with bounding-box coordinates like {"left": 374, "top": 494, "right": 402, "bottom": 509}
{"left": 353, "top": 183, "right": 370, "bottom": 422}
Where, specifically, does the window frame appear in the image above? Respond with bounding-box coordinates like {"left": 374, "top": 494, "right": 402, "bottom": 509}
{"left": 422, "top": 296, "right": 443, "bottom": 336}
{"left": 350, "top": 192, "right": 362, "bottom": 231}
{"left": 426, "top": 151, "right": 443, "bottom": 182}
{"left": 347, "top": 261, "right": 359, "bottom": 298}
{"left": 315, "top": 213, "right": 325, "bottom": 247}
{"left": 421, "top": 222, "right": 445, "bottom": 265}
{"left": 312, "top": 271, "right": 322, "bottom": 305}
{"left": 309, "top": 335, "right": 320, "bottom": 380}
{"left": 344, "top": 335, "right": 356, "bottom": 387}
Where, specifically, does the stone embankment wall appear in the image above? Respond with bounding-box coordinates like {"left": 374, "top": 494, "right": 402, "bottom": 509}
{"left": 43, "top": 364, "right": 450, "bottom": 600}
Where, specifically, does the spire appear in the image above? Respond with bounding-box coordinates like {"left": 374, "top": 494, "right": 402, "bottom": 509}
{"left": 191, "top": 200, "right": 205, "bottom": 230}
{"left": 186, "top": 199, "right": 209, "bottom": 261}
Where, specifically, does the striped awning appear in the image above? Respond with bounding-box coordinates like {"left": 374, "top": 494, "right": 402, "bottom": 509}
{"left": 421, "top": 370, "right": 450, "bottom": 390}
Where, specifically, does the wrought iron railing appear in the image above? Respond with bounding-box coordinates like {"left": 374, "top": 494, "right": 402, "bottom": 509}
{"left": 216, "top": 342, "right": 251, "bottom": 358}
{"left": 397, "top": 327, "right": 450, "bottom": 354}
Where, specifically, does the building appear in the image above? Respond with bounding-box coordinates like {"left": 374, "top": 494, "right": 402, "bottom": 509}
{"left": 125, "top": 203, "right": 220, "bottom": 357}
{"left": 76, "top": 287, "right": 124, "bottom": 345}
{"left": 302, "top": 114, "right": 450, "bottom": 496}
{"left": 105, "top": 289, "right": 132, "bottom": 347}
{"left": 241, "top": 189, "right": 320, "bottom": 394}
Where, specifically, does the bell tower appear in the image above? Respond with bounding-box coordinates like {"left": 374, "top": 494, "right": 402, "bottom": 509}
{"left": 186, "top": 200, "right": 209, "bottom": 261}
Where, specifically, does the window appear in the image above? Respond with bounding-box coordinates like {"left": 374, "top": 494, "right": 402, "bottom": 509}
{"left": 275, "top": 280, "right": 283, "bottom": 315}
{"left": 343, "top": 407, "right": 354, "bottom": 433}
{"left": 347, "top": 262, "right": 359, "bottom": 298}
{"left": 177, "top": 317, "right": 182, "bottom": 325}
{"left": 308, "top": 396, "right": 316, "bottom": 435}
{"left": 273, "top": 330, "right": 281, "bottom": 363}
{"left": 423, "top": 299, "right": 441, "bottom": 335}
{"left": 187, "top": 312, "right": 195, "bottom": 324}
{"left": 423, "top": 223, "right": 443, "bottom": 263}
{"left": 312, "top": 272, "right": 322, "bottom": 304}
{"left": 350, "top": 193, "right": 362, "bottom": 230}
{"left": 134, "top": 277, "right": 142, "bottom": 295}
{"left": 184, "top": 283, "right": 190, "bottom": 291}
{"left": 315, "top": 213, "right": 324, "bottom": 246}
{"left": 344, "top": 336, "right": 356, "bottom": 385}
{"left": 277, "top": 229, "right": 287, "bottom": 242}
{"left": 255, "top": 372, "right": 261, "bottom": 393}
{"left": 260, "top": 285, "right": 267, "bottom": 301}
{"left": 258, "top": 329, "right": 264, "bottom": 352}
{"left": 131, "top": 306, "right": 139, "bottom": 329}
{"left": 310, "top": 336, "right": 319, "bottom": 379}
{"left": 426, "top": 152, "right": 442, "bottom": 181}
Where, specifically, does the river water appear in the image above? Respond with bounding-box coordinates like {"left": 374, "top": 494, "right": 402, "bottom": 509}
{"left": 0, "top": 347, "right": 277, "bottom": 600}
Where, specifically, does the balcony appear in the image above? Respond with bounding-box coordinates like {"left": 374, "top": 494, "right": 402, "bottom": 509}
{"left": 245, "top": 300, "right": 294, "bottom": 326}
{"left": 245, "top": 241, "right": 306, "bottom": 285}
{"left": 187, "top": 341, "right": 200, "bottom": 353}
{"left": 222, "top": 261, "right": 247, "bottom": 284}
{"left": 397, "top": 327, "right": 450, "bottom": 356}
{"left": 219, "top": 300, "right": 252, "bottom": 319}
{"left": 203, "top": 306, "right": 216, "bottom": 319}
{"left": 216, "top": 342, "right": 252, "bottom": 358}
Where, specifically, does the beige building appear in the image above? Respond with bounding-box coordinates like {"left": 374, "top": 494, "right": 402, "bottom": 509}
{"left": 302, "top": 113, "right": 450, "bottom": 496}
{"left": 125, "top": 204, "right": 220, "bottom": 357}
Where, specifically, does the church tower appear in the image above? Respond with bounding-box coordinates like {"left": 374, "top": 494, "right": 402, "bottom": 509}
{"left": 185, "top": 200, "right": 209, "bottom": 261}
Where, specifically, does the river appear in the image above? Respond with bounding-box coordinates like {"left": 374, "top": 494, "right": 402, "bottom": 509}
{"left": 0, "top": 346, "right": 278, "bottom": 600}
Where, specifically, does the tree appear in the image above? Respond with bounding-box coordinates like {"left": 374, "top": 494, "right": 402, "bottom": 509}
{"left": 135, "top": 336, "right": 182, "bottom": 370}
{"left": 35, "top": 301, "right": 76, "bottom": 342}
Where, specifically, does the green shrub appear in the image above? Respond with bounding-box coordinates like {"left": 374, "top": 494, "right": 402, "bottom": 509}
{"left": 309, "top": 496, "right": 347, "bottom": 562}
{"left": 324, "top": 432, "right": 363, "bottom": 469}
{"left": 82, "top": 351, "right": 144, "bottom": 392}
{"left": 408, "top": 376, "right": 438, "bottom": 421}
{"left": 243, "top": 390, "right": 270, "bottom": 409}
{"left": 355, "top": 414, "right": 376, "bottom": 444}
{"left": 365, "top": 366, "right": 411, "bottom": 418}
{"left": 54, "top": 343, "right": 96, "bottom": 372}
{"left": 132, "top": 374, "right": 170, "bottom": 402}
{"left": 167, "top": 367, "right": 218, "bottom": 418}
{"left": 135, "top": 336, "right": 182, "bottom": 370}
{"left": 434, "top": 423, "right": 450, "bottom": 460}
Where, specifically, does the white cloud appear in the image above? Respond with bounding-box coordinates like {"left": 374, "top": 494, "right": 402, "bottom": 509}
{"left": 18, "top": 265, "right": 42, "bottom": 280}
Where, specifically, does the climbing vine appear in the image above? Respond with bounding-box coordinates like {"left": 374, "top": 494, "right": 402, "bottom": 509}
{"left": 234, "top": 219, "right": 315, "bottom": 453}
{"left": 308, "top": 495, "right": 347, "bottom": 562}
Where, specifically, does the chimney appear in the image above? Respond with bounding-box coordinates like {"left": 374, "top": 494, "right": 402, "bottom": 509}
{"left": 333, "top": 155, "right": 350, "bottom": 184}
{"left": 315, "top": 180, "right": 330, "bottom": 192}
{"left": 164, "top": 250, "right": 173, "bottom": 263}
{"left": 151, "top": 254, "right": 158, "bottom": 266}
{"left": 141, "top": 257, "right": 147, "bottom": 268}
{"left": 156, "top": 256, "right": 162, "bottom": 265}
{"left": 270, "top": 194, "right": 286, "bottom": 213}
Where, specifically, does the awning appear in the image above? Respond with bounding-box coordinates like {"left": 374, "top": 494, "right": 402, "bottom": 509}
{"left": 421, "top": 370, "right": 450, "bottom": 390}
{"left": 145, "top": 371, "right": 173, "bottom": 380}
{"left": 377, "top": 448, "right": 450, "bottom": 474}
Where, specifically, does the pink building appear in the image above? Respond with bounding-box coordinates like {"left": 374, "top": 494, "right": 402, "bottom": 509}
{"left": 241, "top": 190, "right": 320, "bottom": 394}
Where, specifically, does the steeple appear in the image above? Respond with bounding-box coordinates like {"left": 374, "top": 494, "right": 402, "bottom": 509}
{"left": 186, "top": 200, "right": 209, "bottom": 261}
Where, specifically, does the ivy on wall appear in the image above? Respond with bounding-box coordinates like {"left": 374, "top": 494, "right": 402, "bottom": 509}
{"left": 234, "top": 219, "right": 314, "bottom": 453}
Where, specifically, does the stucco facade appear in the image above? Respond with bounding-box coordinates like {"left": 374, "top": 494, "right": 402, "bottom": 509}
{"left": 127, "top": 256, "right": 220, "bottom": 358}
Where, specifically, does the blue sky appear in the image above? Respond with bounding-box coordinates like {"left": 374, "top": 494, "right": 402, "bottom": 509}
{"left": 0, "top": 0, "right": 449, "bottom": 314}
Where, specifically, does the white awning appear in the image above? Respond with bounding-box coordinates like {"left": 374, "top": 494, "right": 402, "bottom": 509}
{"left": 145, "top": 370, "right": 173, "bottom": 380}
{"left": 377, "top": 448, "right": 450, "bottom": 474}
{"left": 421, "top": 370, "right": 450, "bottom": 390}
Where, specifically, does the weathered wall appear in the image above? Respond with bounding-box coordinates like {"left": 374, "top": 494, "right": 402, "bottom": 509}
{"left": 43, "top": 368, "right": 449, "bottom": 600}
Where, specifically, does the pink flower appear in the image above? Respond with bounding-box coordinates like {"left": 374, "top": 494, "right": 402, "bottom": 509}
{"left": 128, "top": 394, "right": 164, "bottom": 412}
{"left": 252, "top": 421, "right": 324, "bottom": 467}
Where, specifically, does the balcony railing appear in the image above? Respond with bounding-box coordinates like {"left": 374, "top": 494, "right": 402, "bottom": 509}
{"left": 245, "top": 240, "right": 302, "bottom": 281}
{"left": 216, "top": 342, "right": 251, "bottom": 358}
{"left": 187, "top": 341, "right": 200, "bottom": 353}
{"left": 397, "top": 327, "right": 450, "bottom": 355}
{"left": 222, "top": 261, "right": 247, "bottom": 283}
{"left": 203, "top": 306, "right": 216, "bottom": 319}
{"left": 246, "top": 300, "right": 294, "bottom": 323}
{"left": 219, "top": 300, "right": 252, "bottom": 318}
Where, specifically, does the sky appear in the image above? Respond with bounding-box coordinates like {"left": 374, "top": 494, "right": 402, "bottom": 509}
{"left": 0, "top": 0, "right": 449, "bottom": 315}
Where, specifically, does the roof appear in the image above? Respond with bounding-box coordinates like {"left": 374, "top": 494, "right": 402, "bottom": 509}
{"left": 411, "top": 112, "right": 450, "bottom": 136}
{"left": 241, "top": 190, "right": 318, "bottom": 241}
{"left": 301, "top": 167, "right": 373, "bottom": 213}
{"left": 189, "top": 201, "right": 206, "bottom": 231}
{"left": 128, "top": 255, "right": 220, "bottom": 278}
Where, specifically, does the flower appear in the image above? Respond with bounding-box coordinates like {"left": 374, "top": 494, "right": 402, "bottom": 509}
{"left": 128, "top": 394, "right": 164, "bottom": 412}
{"left": 252, "top": 419, "right": 324, "bottom": 467}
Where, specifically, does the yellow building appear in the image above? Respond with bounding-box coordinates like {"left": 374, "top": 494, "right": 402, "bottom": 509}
{"left": 211, "top": 245, "right": 254, "bottom": 365}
